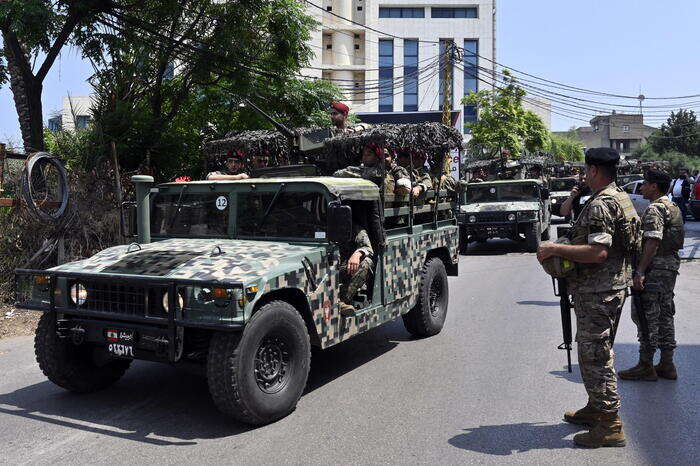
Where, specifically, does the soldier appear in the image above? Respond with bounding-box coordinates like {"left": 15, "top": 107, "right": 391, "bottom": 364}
{"left": 329, "top": 102, "right": 370, "bottom": 135}
{"left": 619, "top": 170, "right": 684, "bottom": 381}
{"left": 338, "top": 221, "right": 374, "bottom": 317}
{"left": 383, "top": 149, "right": 412, "bottom": 199}
{"left": 251, "top": 151, "right": 270, "bottom": 170}
{"left": 333, "top": 142, "right": 385, "bottom": 186}
{"left": 206, "top": 150, "right": 250, "bottom": 181}
{"left": 537, "top": 147, "right": 640, "bottom": 448}
{"left": 396, "top": 149, "right": 431, "bottom": 199}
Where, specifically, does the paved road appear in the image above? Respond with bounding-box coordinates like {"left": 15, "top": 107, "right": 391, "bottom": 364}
{"left": 1, "top": 222, "right": 698, "bottom": 465}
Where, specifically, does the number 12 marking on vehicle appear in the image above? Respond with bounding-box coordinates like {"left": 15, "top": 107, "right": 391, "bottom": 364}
{"left": 216, "top": 196, "right": 228, "bottom": 210}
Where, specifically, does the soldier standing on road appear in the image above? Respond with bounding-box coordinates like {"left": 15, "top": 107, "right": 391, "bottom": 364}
{"left": 206, "top": 150, "right": 250, "bottom": 181}
{"left": 619, "top": 170, "right": 684, "bottom": 381}
{"left": 537, "top": 147, "right": 640, "bottom": 448}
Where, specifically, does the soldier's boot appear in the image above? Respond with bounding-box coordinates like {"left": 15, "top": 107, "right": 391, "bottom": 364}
{"left": 338, "top": 301, "right": 356, "bottom": 317}
{"left": 618, "top": 352, "right": 658, "bottom": 381}
{"left": 654, "top": 350, "right": 678, "bottom": 380}
{"left": 573, "top": 412, "right": 626, "bottom": 448}
{"left": 564, "top": 404, "right": 605, "bottom": 427}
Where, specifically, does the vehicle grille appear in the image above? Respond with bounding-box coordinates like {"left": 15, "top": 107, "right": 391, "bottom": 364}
{"left": 476, "top": 212, "right": 508, "bottom": 222}
{"left": 79, "top": 281, "right": 167, "bottom": 317}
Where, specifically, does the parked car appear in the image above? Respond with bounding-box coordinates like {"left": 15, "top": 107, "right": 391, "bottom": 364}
{"left": 621, "top": 180, "right": 673, "bottom": 217}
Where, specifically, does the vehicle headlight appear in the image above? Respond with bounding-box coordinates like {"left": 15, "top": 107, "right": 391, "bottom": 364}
{"left": 70, "top": 283, "right": 87, "bottom": 306}
{"left": 507, "top": 213, "right": 516, "bottom": 221}
{"left": 162, "top": 291, "right": 184, "bottom": 313}
{"left": 551, "top": 198, "right": 557, "bottom": 204}
{"left": 468, "top": 215, "right": 477, "bottom": 223}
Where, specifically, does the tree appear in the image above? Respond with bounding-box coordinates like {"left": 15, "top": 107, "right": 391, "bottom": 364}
{"left": 0, "top": 0, "right": 111, "bottom": 152}
{"left": 461, "top": 70, "right": 550, "bottom": 157}
{"left": 648, "top": 109, "right": 700, "bottom": 156}
{"left": 549, "top": 133, "right": 585, "bottom": 162}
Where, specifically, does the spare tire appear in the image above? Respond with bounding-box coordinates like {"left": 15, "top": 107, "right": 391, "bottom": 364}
{"left": 21, "top": 152, "right": 69, "bottom": 222}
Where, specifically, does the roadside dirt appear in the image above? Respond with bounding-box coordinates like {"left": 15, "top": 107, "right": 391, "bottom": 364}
{"left": 0, "top": 304, "right": 39, "bottom": 340}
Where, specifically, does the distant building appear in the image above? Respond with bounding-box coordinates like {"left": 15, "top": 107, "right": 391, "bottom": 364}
{"left": 523, "top": 96, "right": 551, "bottom": 130}
{"left": 302, "top": 0, "right": 497, "bottom": 135}
{"left": 46, "top": 96, "right": 95, "bottom": 132}
{"left": 555, "top": 112, "right": 657, "bottom": 156}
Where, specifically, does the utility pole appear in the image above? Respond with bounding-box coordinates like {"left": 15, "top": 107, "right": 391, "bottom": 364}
{"left": 441, "top": 42, "right": 455, "bottom": 176}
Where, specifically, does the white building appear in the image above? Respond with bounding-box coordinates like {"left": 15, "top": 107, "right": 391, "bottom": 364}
{"left": 523, "top": 96, "right": 552, "bottom": 131}
{"left": 303, "top": 0, "right": 497, "bottom": 134}
{"left": 47, "top": 95, "right": 95, "bottom": 132}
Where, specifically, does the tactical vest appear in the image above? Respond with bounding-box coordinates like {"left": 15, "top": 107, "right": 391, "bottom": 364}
{"left": 654, "top": 198, "right": 685, "bottom": 255}
{"left": 571, "top": 184, "right": 641, "bottom": 257}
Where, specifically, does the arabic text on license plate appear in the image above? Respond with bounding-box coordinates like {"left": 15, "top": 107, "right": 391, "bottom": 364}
{"left": 108, "top": 343, "right": 134, "bottom": 358}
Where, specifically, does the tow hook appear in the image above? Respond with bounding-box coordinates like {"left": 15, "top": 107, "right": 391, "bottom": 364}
{"left": 70, "top": 325, "right": 86, "bottom": 345}
{"left": 142, "top": 335, "right": 169, "bottom": 357}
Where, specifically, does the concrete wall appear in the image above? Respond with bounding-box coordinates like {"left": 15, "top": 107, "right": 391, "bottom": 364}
{"left": 523, "top": 96, "right": 552, "bottom": 130}
{"left": 61, "top": 95, "right": 95, "bottom": 132}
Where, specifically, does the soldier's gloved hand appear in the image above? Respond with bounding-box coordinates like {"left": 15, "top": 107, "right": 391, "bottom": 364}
{"left": 347, "top": 251, "right": 362, "bottom": 275}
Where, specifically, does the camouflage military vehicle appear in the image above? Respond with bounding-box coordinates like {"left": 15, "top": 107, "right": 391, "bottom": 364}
{"left": 458, "top": 179, "right": 551, "bottom": 253}
{"left": 548, "top": 177, "right": 578, "bottom": 217}
{"left": 16, "top": 174, "right": 458, "bottom": 425}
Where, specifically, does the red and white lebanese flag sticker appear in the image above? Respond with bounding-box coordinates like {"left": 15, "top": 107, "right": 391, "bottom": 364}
{"left": 106, "top": 329, "right": 119, "bottom": 342}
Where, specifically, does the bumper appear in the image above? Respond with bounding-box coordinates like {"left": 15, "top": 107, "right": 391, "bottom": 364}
{"left": 464, "top": 221, "right": 535, "bottom": 239}
{"left": 15, "top": 269, "right": 245, "bottom": 363}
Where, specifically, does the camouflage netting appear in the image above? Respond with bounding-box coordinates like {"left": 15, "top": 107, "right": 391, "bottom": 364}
{"left": 0, "top": 162, "right": 125, "bottom": 302}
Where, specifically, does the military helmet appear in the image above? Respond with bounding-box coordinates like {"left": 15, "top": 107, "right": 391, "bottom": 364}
{"left": 540, "top": 237, "right": 576, "bottom": 278}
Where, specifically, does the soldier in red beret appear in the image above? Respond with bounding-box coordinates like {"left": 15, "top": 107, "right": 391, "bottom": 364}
{"left": 329, "top": 101, "right": 370, "bottom": 135}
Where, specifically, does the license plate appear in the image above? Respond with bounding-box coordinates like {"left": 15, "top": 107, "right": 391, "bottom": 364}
{"left": 105, "top": 328, "right": 135, "bottom": 358}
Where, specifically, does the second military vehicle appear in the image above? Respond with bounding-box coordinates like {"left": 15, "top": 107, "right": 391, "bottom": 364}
{"left": 548, "top": 177, "right": 578, "bottom": 217}
{"left": 458, "top": 179, "right": 551, "bottom": 253}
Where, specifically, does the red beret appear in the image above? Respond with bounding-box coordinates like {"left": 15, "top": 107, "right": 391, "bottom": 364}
{"left": 225, "top": 150, "right": 245, "bottom": 161}
{"left": 364, "top": 142, "right": 383, "bottom": 160}
{"left": 330, "top": 101, "right": 349, "bottom": 115}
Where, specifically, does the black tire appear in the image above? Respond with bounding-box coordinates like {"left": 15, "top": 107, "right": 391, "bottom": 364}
{"left": 402, "top": 257, "right": 449, "bottom": 337}
{"left": 541, "top": 224, "right": 551, "bottom": 241}
{"left": 525, "top": 221, "right": 541, "bottom": 252}
{"left": 34, "top": 313, "right": 131, "bottom": 393}
{"left": 207, "top": 300, "right": 311, "bottom": 425}
{"left": 21, "top": 152, "right": 69, "bottom": 222}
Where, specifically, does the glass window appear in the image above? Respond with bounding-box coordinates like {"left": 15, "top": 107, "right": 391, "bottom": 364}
{"left": 76, "top": 115, "right": 91, "bottom": 129}
{"left": 151, "top": 192, "right": 230, "bottom": 237}
{"left": 379, "top": 39, "right": 394, "bottom": 112}
{"left": 236, "top": 191, "right": 327, "bottom": 239}
{"left": 439, "top": 39, "right": 454, "bottom": 111}
{"left": 379, "top": 7, "right": 425, "bottom": 18}
{"left": 404, "top": 39, "right": 419, "bottom": 112}
{"left": 432, "top": 7, "right": 477, "bottom": 18}
{"left": 463, "top": 39, "right": 478, "bottom": 133}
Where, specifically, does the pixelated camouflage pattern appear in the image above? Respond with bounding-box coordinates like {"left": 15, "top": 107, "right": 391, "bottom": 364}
{"left": 333, "top": 165, "right": 385, "bottom": 186}
{"left": 573, "top": 289, "right": 627, "bottom": 414}
{"left": 568, "top": 183, "right": 639, "bottom": 294}
{"left": 633, "top": 268, "right": 678, "bottom": 353}
{"left": 641, "top": 196, "right": 684, "bottom": 272}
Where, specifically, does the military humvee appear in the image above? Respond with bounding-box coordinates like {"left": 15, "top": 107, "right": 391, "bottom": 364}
{"left": 16, "top": 175, "right": 458, "bottom": 425}
{"left": 458, "top": 179, "right": 551, "bottom": 253}
{"left": 548, "top": 177, "right": 578, "bottom": 217}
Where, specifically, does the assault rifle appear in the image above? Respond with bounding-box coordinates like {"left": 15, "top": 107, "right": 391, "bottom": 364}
{"left": 552, "top": 278, "right": 573, "bottom": 373}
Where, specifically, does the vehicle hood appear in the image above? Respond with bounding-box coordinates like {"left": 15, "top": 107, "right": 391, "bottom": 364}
{"left": 49, "top": 238, "right": 325, "bottom": 284}
{"left": 550, "top": 191, "right": 570, "bottom": 198}
{"left": 460, "top": 201, "right": 540, "bottom": 213}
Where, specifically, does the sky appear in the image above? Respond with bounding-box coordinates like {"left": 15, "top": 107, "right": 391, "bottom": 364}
{"left": 3, "top": 0, "right": 700, "bottom": 144}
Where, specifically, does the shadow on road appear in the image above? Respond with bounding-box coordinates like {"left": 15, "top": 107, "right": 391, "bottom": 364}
{"left": 448, "top": 422, "right": 580, "bottom": 455}
{"left": 462, "top": 238, "right": 530, "bottom": 256}
{"left": 0, "top": 320, "right": 412, "bottom": 446}
{"left": 549, "top": 365, "right": 581, "bottom": 382}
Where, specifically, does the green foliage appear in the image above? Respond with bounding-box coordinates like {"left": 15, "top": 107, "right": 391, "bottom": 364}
{"left": 44, "top": 127, "right": 101, "bottom": 171}
{"left": 549, "top": 133, "right": 585, "bottom": 162}
{"left": 648, "top": 109, "right": 700, "bottom": 156}
{"left": 634, "top": 144, "right": 700, "bottom": 174}
{"left": 462, "top": 70, "right": 550, "bottom": 157}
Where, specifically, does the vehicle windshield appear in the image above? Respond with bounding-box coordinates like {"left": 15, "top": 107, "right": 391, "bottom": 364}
{"left": 236, "top": 190, "right": 327, "bottom": 239}
{"left": 466, "top": 184, "right": 540, "bottom": 203}
{"left": 549, "top": 178, "right": 577, "bottom": 191}
{"left": 151, "top": 191, "right": 229, "bottom": 237}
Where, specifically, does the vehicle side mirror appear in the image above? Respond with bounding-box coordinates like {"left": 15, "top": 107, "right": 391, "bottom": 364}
{"left": 541, "top": 188, "right": 550, "bottom": 199}
{"left": 121, "top": 201, "right": 137, "bottom": 238}
{"left": 327, "top": 202, "right": 352, "bottom": 244}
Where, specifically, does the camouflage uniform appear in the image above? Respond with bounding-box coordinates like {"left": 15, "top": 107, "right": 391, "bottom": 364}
{"left": 568, "top": 182, "right": 639, "bottom": 413}
{"left": 633, "top": 196, "right": 684, "bottom": 354}
{"left": 333, "top": 165, "right": 384, "bottom": 187}
{"left": 338, "top": 226, "right": 374, "bottom": 303}
{"left": 384, "top": 165, "right": 411, "bottom": 206}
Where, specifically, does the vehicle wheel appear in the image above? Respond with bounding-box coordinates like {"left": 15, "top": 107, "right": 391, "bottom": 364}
{"left": 402, "top": 257, "right": 449, "bottom": 337}
{"left": 207, "top": 300, "right": 311, "bottom": 425}
{"left": 525, "top": 222, "right": 541, "bottom": 252}
{"left": 541, "top": 224, "right": 551, "bottom": 241}
{"left": 34, "top": 313, "right": 131, "bottom": 393}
